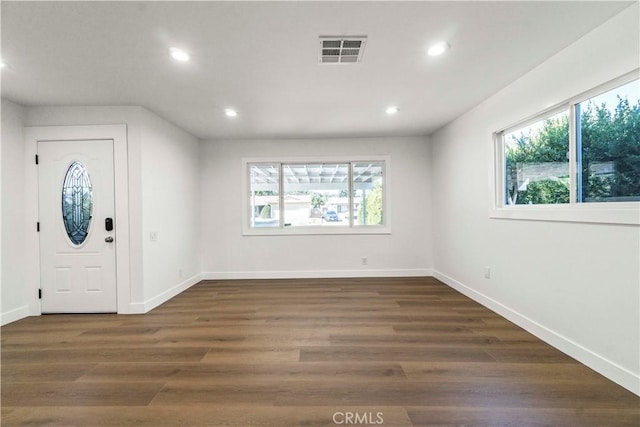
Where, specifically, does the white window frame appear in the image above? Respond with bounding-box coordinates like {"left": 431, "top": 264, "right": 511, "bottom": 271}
{"left": 491, "top": 70, "right": 640, "bottom": 225}
{"left": 242, "top": 156, "right": 391, "bottom": 235}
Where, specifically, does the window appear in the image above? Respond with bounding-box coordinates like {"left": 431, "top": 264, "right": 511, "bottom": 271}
{"left": 248, "top": 163, "right": 279, "bottom": 228}
{"left": 246, "top": 159, "right": 387, "bottom": 234}
{"left": 282, "top": 163, "right": 349, "bottom": 227}
{"left": 352, "top": 162, "right": 384, "bottom": 226}
{"left": 494, "top": 72, "right": 640, "bottom": 224}
{"left": 504, "top": 110, "right": 570, "bottom": 205}
{"left": 577, "top": 79, "right": 640, "bottom": 203}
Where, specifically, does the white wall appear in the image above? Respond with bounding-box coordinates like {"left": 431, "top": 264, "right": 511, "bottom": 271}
{"left": 139, "top": 108, "right": 201, "bottom": 311}
{"left": 430, "top": 4, "right": 639, "bottom": 394}
{"left": 200, "top": 136, "right": 432, "bottom": 278}
{"left": 1, "top": 99, "right": 29, "bottom": 324}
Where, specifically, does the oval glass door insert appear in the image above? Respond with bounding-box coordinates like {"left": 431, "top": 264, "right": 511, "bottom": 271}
{"left": 62, "top": 162, "right": 93, "bottom": 245}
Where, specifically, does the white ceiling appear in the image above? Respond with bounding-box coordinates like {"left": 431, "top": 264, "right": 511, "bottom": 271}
{"left": 1, "top": 1, "right": 633, "bottom": 140}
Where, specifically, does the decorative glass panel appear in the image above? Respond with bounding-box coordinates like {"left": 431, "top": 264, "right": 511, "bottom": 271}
{"left": 62, "top": 162, "right": 93, "bottom": 245}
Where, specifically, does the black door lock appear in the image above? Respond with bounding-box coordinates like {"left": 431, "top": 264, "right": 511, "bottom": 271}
{"left": 105, "top": 217, "right": 114, "bottom": 231}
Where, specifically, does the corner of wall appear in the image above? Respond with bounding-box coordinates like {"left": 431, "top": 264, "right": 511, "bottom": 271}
{"left": 1, "top": 98, "right": 29, "bottom": 325}
{"left": 138, "top": 108, "right": 202, "bottom": 309}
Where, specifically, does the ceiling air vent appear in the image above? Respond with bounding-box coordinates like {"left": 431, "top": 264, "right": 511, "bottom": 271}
{"left": 319, "top": 36, "right": 367, "bottom": 64}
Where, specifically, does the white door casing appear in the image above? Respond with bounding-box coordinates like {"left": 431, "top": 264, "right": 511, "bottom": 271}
{"left": 38, "top": 140, "right": 117, "bottom": 312}
{"left": 24, "top": 125, "right": 131, "bottom": 315}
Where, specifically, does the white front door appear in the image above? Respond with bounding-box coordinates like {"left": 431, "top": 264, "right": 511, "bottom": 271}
{"left": 38, "top": 139, "right": 117, "bottom": 313}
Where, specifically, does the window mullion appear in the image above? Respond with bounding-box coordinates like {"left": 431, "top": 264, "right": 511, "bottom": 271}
{"left": 279, "top": 163, "right": 284, "bottom": 228}
{"left": 575, "top": 103, "right": 583, "bottom": 203}
{"left": 569, "top": 104, "right": 578, "bottom": 205}
{"left": 348, "top": 162, "right": 354, "bottom": 227}
{"left": 495, "top": 132, "right": 506, "bottom": 207}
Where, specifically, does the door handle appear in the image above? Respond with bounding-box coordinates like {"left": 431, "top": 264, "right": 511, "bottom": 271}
{"left": 105, "top": 236, "right": 114, "bottom": 243}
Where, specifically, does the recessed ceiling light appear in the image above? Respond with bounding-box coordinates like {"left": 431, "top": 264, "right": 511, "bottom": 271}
{"left": 225, "top": 108, "right": 238, "bottom": 117}
{"left": 170, "top": 47, "right": 190, "bottom": 62}
{"left": 386, "top": 106, "right": 399, "bottom": 115}
{"left": 427, "top": 41, "right": 450, "bottom": 57}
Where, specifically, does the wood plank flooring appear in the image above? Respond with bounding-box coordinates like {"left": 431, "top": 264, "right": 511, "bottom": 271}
{"left": 1, "top": 277, "right": 638, "bottom": 426}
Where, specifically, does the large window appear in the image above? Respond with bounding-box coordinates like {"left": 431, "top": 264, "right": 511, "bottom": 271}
{"left": 494, "top": 73, "right": 639, "bottom": 224}
{"left": 246, "top": 160, "right": 386, "bottom": 233}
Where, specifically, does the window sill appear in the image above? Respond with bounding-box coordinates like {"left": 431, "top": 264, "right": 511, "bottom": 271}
{"left": 242, "top": 225, "right": 392, "bottom": 236}
{"left": 490, "top": 203, "right": 640, "bottom": 225}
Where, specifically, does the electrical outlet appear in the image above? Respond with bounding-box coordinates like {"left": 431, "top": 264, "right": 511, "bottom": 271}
{"left": 178, "top": 269, "right": 183, "bottom": 278}
{"left": 484, "top": 267, "right": 491, "bottom": 279}
{"left": 361, "top": 257, "right": 368, "bottom": 266}
{"left": 149, "top": 232, "right": 158, "bottom": 242}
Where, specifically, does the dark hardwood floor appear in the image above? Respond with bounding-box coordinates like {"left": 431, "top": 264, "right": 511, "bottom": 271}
{"left": 1, "top": 277, "right": 638, "bottom": 426}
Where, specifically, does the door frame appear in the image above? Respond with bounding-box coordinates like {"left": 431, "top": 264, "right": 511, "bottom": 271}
{"left": 25, "top": 125, "right": 131, "bottom": 315}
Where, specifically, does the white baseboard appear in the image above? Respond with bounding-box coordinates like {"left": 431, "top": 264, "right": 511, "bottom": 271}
{"left": 127, "top": 302, "right": 147, "bottom": 314}
{"left": 202, "top": 268, "right": 433, "bottom": 281}
{"left": 130, "top": 273, "right": 203, "bottom": 314}
{"left": 433, "top": 269, "right": 640, "bottom": 397}
{"left": 1, "top": 305, "right": 30, "bottom": 326}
